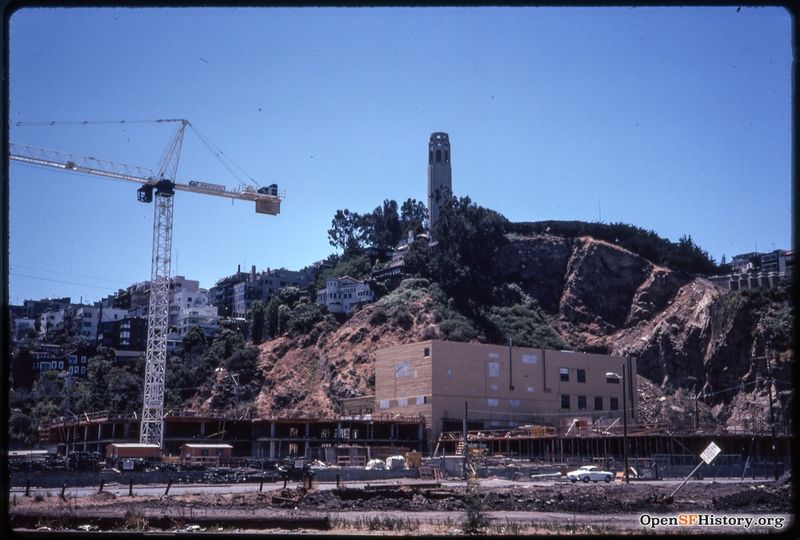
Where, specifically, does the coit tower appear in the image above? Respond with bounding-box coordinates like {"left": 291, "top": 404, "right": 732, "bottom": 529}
{"left": 427, "top": 132, "right": 452, "bottom": 231}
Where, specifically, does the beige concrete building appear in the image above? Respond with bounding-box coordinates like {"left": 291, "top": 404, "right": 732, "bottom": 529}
{"left": 375, "top": 340, "right": 636, "bottom": 451}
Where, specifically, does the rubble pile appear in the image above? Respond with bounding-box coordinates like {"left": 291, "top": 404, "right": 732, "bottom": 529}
{"left": 712, "top": 483, "right": 792, "bottom": 512}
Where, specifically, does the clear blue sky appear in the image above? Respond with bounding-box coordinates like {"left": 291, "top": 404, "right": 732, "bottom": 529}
{"left": 7, "top": 6, "right": 793, "bottom": 305}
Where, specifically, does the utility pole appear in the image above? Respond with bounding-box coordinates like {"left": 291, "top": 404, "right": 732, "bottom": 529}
{"left": 508, "top": 338, "right": 514, "bottom": 391}
{"left": 765, "top": 352, "right": 779, "bottom": 480}
{"left": 622, "top": 362, "right": 629, "bottom": 484}
{"left": 694, "top": 393, "right": 699, "bottom": 431}
{"left": 462, "top": 401, "right": 468, "bottom": 480}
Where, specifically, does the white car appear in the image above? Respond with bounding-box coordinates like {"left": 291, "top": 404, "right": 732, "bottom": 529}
{"left": 567, "top": 465, "right": 614, "bottom": 483}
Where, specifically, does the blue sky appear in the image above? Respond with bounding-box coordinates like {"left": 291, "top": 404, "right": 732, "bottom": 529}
{"left": 7, "top": 6, "right": 793, "bottom": 305}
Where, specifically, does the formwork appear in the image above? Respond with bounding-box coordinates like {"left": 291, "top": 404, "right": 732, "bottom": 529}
{"left": 38, "top": 411, "right": 427, "bottom": 462}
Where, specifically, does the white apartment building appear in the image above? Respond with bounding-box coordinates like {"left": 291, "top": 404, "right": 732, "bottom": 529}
{"left": 169, "top": 283, "right": 210, "bottom": 327}
{"left": 37, "top": 309, "right": 66, "bottom": 336}
{"left": 175, "top": 304, "right": 219, "bottom": 337}
{"left": 316, "top": 276, "right": 374, "bottom": 314}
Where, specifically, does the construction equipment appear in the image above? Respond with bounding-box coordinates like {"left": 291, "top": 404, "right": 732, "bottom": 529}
{"left": 9, "top": 118, "right": 281, "bottom": 448}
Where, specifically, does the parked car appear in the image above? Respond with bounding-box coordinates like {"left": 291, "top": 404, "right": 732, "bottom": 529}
{"left": 567, "top": 465, "right": 614, "bottom": 483}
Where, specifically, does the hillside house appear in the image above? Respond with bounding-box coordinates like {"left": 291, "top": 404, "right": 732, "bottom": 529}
{"left": 316, "top": 276, "right": 374, "bottom": 314}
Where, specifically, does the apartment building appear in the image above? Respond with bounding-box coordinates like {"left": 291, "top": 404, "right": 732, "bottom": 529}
{"left": 168, "top": 276, "right": 210, "bottom": 327}
{"left": 316, "top": 276, "right": 374, "bottom": 314}
{"left": 375, "top": 340, "right": 636, "bottom": 449}
{"left": 175, "top": 305, "right": 220, "bottom": 337}
{"left": 230, "top": 266, "right": 314, "bottom": 318}
{"left": 74, "top": 306, "right": 128, "bottom": 340}
{"left": 98, "top": 317, "right": 148, "bottom": 351}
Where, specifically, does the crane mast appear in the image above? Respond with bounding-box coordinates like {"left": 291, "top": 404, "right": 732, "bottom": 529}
{"left": 139, "top": 121, "right": 185, "bottom": 447}
{"left": 9, "top": 119, "right": 281, "bottom": 448}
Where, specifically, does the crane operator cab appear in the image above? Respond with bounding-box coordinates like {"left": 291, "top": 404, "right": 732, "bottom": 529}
{"left": 257, "top": 183, "right": 278, "bottom": 196}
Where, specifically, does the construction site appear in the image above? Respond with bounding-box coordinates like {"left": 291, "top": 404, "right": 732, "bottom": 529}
{"left": 8, "top": 119, "right": 794, "bottom": 534}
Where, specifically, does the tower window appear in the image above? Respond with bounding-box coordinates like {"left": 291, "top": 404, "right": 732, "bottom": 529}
{"left": 429, "top": 150, "right": 432, "bottom": 164}
{"left": 436, "top": 149, "right": 441, "bottom": 163}
{"left": 445, "top": 150, "right": 449, "bottom": 163}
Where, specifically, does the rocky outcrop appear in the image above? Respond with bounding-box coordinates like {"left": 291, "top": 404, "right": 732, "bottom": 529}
{"left": 492, "top": 234, "right": 572, "bottom": 312}
{"left": 559, "top": 238, "right": 651, "bottom": 333}
{"left": 494, "top": 233, "right": 791, "bottom": 426}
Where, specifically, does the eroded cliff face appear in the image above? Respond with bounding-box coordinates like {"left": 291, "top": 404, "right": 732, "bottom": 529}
{"left": 494, "top": 234, "right": 791, "bottom": 427}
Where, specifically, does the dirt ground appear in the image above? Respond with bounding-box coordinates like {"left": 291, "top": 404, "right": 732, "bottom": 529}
{"left": 8, "top": 479, "right": 794, "bottom": 535}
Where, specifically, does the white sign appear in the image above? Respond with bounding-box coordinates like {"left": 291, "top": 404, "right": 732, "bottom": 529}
{"left": 700, "top": 441, "right": 721, "bottom": 464}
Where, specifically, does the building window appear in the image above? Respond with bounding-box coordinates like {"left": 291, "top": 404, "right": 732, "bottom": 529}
{"left": 416, "top": 396, "right": 426, "bottom": 405}
{"left": 58, "top": 361, "right": 64, "bottom": 369}
{"left": 397, "top": 398, "right": 408, "bottom": 407}
{"left": 436, "top": 149, "right": 441, "bottom": 162}
{"left": 395, "top": 361, "right": 410, "bottom": 378}
{"left": 447, "top": 368, "right": 453, "bottom": 378}
{"left": 577, "top": 369, "right": 586, "bottom": 383}
{"left": 510, "top": 399, "right": 520, "bottom": 408}
{"left": 594, "top": 396, "right": 603, "bottom": 411}
{"left": 445, "top": 150, "right": 449, "bottom": 163}
{"left": 527, "top": 386, "right": 534, "bottom": 393}
{"left": 561, "top": 395, "right": 570, "bottom": 409}
{"left": 488, "top": 361, "right": 500, "bottom": 378}
{"left": 560, "top": 367, "right": 569, "bottom": 382}
{"left": 606, "top": 375, "right": 620, "bottom": 384}
{"left": 577, "top": 395, "right": 587, "bottom": 410}
{"left": 610, "top": 397, "right": 619, "bottom": 410}
{"left": 429, "top": 150, "right": 432, "bottom": 163}
{"left": 423, "top": 347, "right": 430, "bottom": 357}
{"left": 522, "top": 354, "right": 537, "bottom": 364}
{"left": 379, "top": 400, "right": 390, "bottom": 409}
{"left": 487, "top": 398, "right": 499, "bottom": 407}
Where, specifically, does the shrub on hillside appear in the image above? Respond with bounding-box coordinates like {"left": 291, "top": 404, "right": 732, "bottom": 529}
{"left": 438, "top": 318, "right": 477, "bottom": 342}
{"left": 483, "top": 303, "right": 566, "bottom": 350}
{"left": 393, "top": 309, "right": 414, "bottom": 330}
{"left": 369, "top": 308, "right": 388, "bottom": 326}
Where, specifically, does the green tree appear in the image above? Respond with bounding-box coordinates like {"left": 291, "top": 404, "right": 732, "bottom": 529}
{"left": 225, "top": 347, "right": 260, "bottom": 383}
{"left": 328, "top": 209, "right": 367, "bottom": 255}
{"left": 400, "top": 198, "right": 428, "bottom": 235}
{"left": 9, "top": 410, "right": 36, "bottom": 447}
{"left": 266, "top": 287, "right": 306, "bottom": 337}
{"left": 287, "top": 302, "right": 325, "bottom": 336}
{"left": 429, "top": 190, "right": 510, "bottom": 313}
{"left": 364, "top": 199, "right": 402, "bottom": 248}
{"left": 250, "top": 300, "right": 266, "bottom": 344}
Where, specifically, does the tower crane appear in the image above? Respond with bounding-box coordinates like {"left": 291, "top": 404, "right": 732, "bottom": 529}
{"left": 9, "top": 118, "right": 281, "bottom": 448}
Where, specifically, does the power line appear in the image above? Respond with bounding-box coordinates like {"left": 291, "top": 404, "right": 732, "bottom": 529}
{"left": 10, "top": 272, "right": 120, "bottom": 291}
{"left": 10, "top": 264, "right": 131, "bottom": 285}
